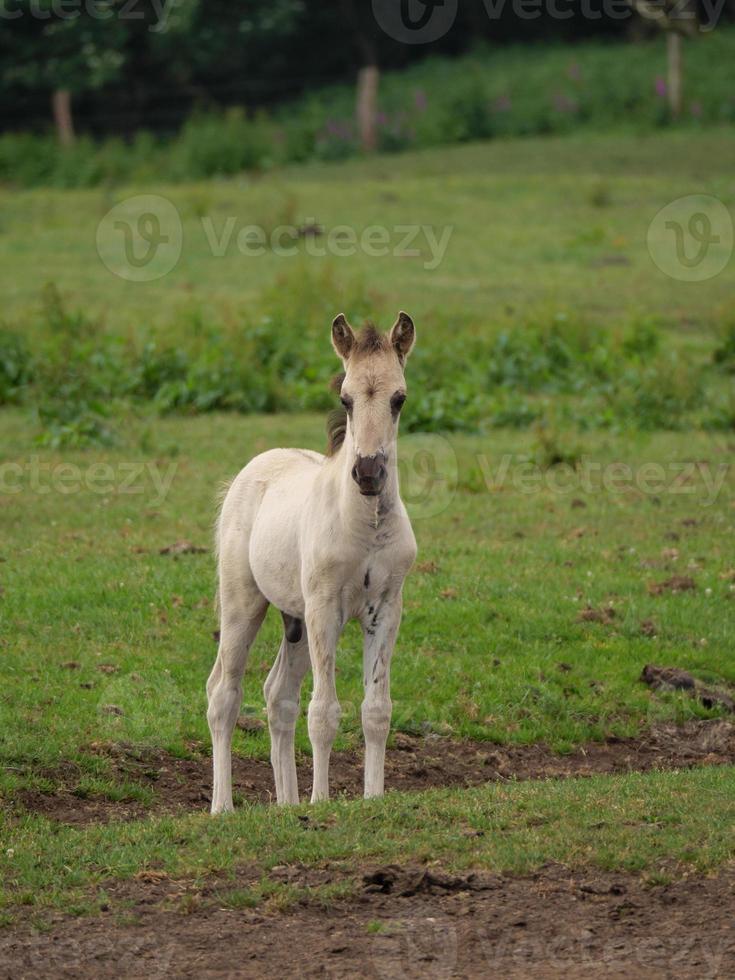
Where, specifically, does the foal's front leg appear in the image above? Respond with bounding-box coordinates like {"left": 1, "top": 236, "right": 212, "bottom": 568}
{"left": 305, "top": 600, "right": 342, "bottom": 803}
{"left": 362, "top": 593, "right": 402, "bottom": 799}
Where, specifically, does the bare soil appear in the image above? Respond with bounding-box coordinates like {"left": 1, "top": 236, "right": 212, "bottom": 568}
{"left": 8, "top": 718, "right": 735, "bottom": 826}
{"left": 4, "top": 722, "right": 735, "bottom": 977}
{"left": 1, "top": 863, "right": 733, "bottom": 978}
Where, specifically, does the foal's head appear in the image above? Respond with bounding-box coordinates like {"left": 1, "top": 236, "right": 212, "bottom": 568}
{"left": 330, "top": 312, "right": 415, "bottom": 496}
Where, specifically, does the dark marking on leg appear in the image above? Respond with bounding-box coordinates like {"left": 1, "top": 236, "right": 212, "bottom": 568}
{"left": 364, "top": 569, "right": 370, "bottom": 589}
{"left": 372, "top": 653, "right": 385, "bottom": 682}
{"left": 281, "top": 611, "right": 303, "bottom": 644}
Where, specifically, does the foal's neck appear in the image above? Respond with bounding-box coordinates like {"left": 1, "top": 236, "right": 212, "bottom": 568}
{"left": 338, "top": 430, "right": 400, "bottom": 531}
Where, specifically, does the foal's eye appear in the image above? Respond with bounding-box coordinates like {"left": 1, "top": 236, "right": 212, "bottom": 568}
{"left": 340, "top": 394, "right": 353, "bottom": 413}
{"left": 390, "top": 392, "right": 406, "bottom": 416}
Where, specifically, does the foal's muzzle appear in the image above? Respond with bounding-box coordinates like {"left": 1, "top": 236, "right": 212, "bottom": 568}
{"left": 352, "top": 453, "right": 387, "bottom": 496}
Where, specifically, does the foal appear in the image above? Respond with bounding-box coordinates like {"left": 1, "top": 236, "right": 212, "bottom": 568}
{"left": 207, "top": 312, "right": 417, "bottom": 811}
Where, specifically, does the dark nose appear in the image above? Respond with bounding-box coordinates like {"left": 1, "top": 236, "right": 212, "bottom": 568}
{"left": 351, "top": 453, "right": 387, "bottom": 496}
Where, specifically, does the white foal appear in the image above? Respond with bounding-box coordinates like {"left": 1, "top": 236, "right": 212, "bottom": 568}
{"left": 207, "top": 312, "right": 418, "bottom": 811}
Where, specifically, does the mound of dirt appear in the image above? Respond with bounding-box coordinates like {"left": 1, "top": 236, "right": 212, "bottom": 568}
{"left": 642, "top": 665, "right": 734, "bottom": 714}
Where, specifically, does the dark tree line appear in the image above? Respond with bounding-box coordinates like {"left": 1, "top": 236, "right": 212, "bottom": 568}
{"left": 1, "top": 0, "right": 732, "bottom": 139}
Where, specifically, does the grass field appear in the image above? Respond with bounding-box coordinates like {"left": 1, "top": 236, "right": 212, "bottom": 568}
{"left": 2, "top": 128, "right": 735, "bottom": 446}
{"left": 1, "top": 130, "right": 735, "bottom": 956}
{"left": 1, "top": 411, "right": 734, "bottom": 921}
{"left": 3, "top": 129, "right": 735, "bottom": 333}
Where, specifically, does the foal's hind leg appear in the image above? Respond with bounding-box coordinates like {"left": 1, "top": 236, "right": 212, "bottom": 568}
{"left": 207, "top": 591, "right": 268, "bottom": 814}
{"left": 264, "top": 614, "right": 310, "bottom": 805}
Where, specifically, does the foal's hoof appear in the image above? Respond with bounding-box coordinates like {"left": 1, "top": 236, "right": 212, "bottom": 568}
{"left": 210, "top": 801, "right": 235, "bottom": 816}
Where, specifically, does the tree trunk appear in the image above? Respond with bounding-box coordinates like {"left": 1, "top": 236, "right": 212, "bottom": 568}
{"left": 666, "top": 32, "right": 683, "bottom": 118}
{"left": 52, "top": 89, "right": 75, "bottom": 146}
{"left": 356, "top": 65, "right": 379, "bottom": 154}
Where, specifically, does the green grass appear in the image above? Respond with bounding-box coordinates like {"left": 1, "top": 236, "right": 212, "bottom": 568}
{"left": 1, "top": 410, "right": 733, "bottom": 921}
{"left": 1, "top": 413, "right": 734, "bottom": 775}
{"left": 2, "top": 767, "right": 733, "bottom": 918}
{"left": 2, "top": 129, "right": 735, "bottom": 443}
{"left": 2, "top": 129, "right": 734, "bottom": 334}
{"left": 1, "top": 130, "right": 734, "bottom": 924}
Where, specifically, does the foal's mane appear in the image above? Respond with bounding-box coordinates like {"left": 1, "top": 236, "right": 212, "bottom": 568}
{"left": 325, "top": 323, "right": 391, "bottom": 457}
{"left": 326, "top": 373, "right": 347, "bottom": 457}
{"left": 352, "top": 322, "right": 390, "bottom": 356}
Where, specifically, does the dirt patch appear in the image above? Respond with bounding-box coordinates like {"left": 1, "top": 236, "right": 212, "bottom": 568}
{"left": 647, "top": 575, "right": 697, "bottom": 596}
{"left": 1, "top": 863, "right": 733, "bottom": 978}
{"left": 642, "top": 666, "right": 735, "bottom": 714}
{"left": 158, "top": 541, "right": 208, "bottom": 556}
{"left": 576, "top": 604, "right": 616, "bottom": 625}
{"left": 7, "top": 719, "right": 735, "bottom": 826}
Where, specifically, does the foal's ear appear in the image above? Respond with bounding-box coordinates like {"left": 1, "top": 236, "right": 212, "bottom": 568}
{"left": 331, "top": 313, "right": 355, "bottom": 362}
{"left": 389, "top": 311, "right": 415, "bottom": 364}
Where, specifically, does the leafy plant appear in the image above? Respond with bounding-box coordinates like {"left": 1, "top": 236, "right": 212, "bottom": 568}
{"left": 713, "top": 319, "right": 735, "bottom": 372}
{"left": 0, "top": 330, "right": 32, "bottom": 405}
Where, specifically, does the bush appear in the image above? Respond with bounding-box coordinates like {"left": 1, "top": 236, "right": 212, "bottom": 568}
{"left": 713, "top": 319, "right": 735, "bottom": 372}
{"left": 0, "top": 277, "right": 725, "bottom": 446}
{"left": 170, "top": 109, "right": 273, "bottom": 179}
{"left": 0, "top": 330, "right": 32, "bottom": 405}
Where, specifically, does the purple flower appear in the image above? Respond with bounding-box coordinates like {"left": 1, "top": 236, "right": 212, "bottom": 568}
{"left": 690, "top": 100, "right": 703, "bottom": 118}
{"left": 376, "top": 112, "right": 388, "bottom": 127}
{"left": 493, "top": 94, "right": 512, "bottom": 113}
{"left": 567, "top": 62, "right": 581, "bottom": 82}
{"left": 322, "top": 118, "right": 354, "bottom": 142}
{"left": 414, "top": 89, "right": 428, "bottom": 112}
{"left": 655, "top": 77, "right": 667, "bottom": 99}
